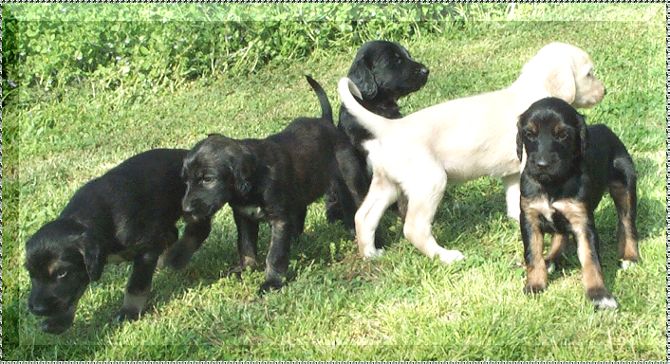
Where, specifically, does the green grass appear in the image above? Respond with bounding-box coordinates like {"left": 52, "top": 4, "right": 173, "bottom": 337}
{"left": 3, "top": 5, "right": 666, "bottom": 360}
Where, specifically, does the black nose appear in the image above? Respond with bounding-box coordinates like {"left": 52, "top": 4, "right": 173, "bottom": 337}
{"left": 535, "top": 159, "right": 550, "bottom": 168}
{"left": 29, "top": 301, "right": 51, "bottom": 316}
{"left": 419, "top": 67, "right": 429, "bottom": 76}
{"left": 182, "top": 204, "right": 194, "bottom": 214}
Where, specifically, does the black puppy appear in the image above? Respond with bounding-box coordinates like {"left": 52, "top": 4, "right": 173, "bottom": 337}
{"left": 326, "top": 40, "right": 429, "bottom": 227}
{"left": 168, "top": 76, "right": 365, "bottom": 293}
{"left": 517, "top": 97, "right": 639, "bottom": 310}
{"left": 25, "top": 149, "right": 212, "bottom": 334}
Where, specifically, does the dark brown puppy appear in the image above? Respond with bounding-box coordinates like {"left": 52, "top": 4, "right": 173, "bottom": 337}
{"left": 168, "top": 76, "right": 366, "bottom": 293}
{"left": 25, "top": 149, "right": 212, "bottom": 334}
{"left": 517, "top": 97, "right": 639, "bottom": 310}
{"left": 326, "top": 40, "right": 429, "bottom": 229}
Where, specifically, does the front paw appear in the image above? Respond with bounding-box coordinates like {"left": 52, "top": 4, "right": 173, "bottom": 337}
{"left": 587, "top": 288, "right": 618, "bottom": 310}
{"left": 438, "top": 249, "right": 465, "bottom": 264}
{"left": 362, "top": 247, "right": 384, "bottom": 259}
{"left": 258, "top": 279, "right": 283, "bottom": 295}
{"left": 114, "top": 307, "right": 141, "bottom": 323}
{"left": 523, "top": 282, "right": 547, "bottom": 295}
{"left": 40, "top": 314, "right": 74, "bottom": 334}
{"left": 164, "top": 244, "right": 194, "bottom": 270}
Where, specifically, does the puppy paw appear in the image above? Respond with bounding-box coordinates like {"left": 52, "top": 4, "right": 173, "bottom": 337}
{"left": 523, "top": 282, "right": 547, "bottom": 295}
{"left": 620, "top": 259, "right": 637, "bottom": 270}
{"left": 258, "top": 279, "right": 283, "bottom": 295}
{"left": 362, "top": 247, "right": 384, "bottom": 259}
{"left": 545, "top": 260, "right": 556, "bottom": 274}
{"left": 164, "top": 245, "right": 194, "bottom": 270}
{"left": 438, "top": 249, "right": 465, "bottom": 264}
{"left": 592, "top": 296, "right": 618, "bottom": 310}
{"left": 40, "top": 315, "right": 74, "bottom": 334}
{"left": 587, "top": 288, "right": 618, "bottom": 310}
{"left": 114, "top": 308, "right": 141, "bottom": 323}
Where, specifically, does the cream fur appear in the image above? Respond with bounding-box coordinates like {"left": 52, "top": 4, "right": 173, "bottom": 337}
{"left": 340, "top": 42, "right": 605, "bottom": 262}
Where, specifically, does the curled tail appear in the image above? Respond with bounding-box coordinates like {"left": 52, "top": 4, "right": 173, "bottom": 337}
{"left": 337, "top": 77, "right": 393, "bottom": 138}
{"left": 305, "top": 75, "right": 333, "bottom": 123}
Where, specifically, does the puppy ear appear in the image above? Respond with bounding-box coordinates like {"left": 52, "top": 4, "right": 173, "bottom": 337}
{"left": 545, "top": 64, "right": 576, "bottom": 104}
{"left": 576, "top": 112, "right": 588, "bottom": 157}
{"left": 80, "top": 233, "right": 104, "bottom": 282}
{"left": 516, "top": 118, "right": 525, "bottom": 162}
{"left": 232, "top": 148, "right": 256, "bottom": 195}
{"left": 348, "top": 58, "right": 377, "bottom": 100}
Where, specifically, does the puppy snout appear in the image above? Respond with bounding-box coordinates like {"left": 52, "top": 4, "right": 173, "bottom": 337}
{"left": 419, "top": 67, "right": 429, "bottom": 77}
{"left": 535, "top": 158, "right": 550, "bottom": 169}
{"left": 29, "top": 301, "right": 52, "bottom": 316}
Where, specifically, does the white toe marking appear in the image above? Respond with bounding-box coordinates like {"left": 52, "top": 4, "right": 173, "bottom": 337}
{"left": 546, "top": 261, "right": 556, "bottom": 274}
{"left": 439, "top": 250, "right": 465, "bottom": 264}
{"left": 593, "top": 296, "right": 618, "bottom": 310}
{"left": 363, "top": 247, "right": 384, "bottom": 259}
{"left": 620, "top": 260, "right": 636, "bottom": 270}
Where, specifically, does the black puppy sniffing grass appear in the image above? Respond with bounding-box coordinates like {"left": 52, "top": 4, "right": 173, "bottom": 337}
{"left": 326, "top": 40, "right": 430, "bottom": 229}
{"left": 24, "top": 149, "right": 212, "bottom": 334}
{"left": 517, "top": 97, "right": 639, "bottom": 310}
{"left": 167, "top": 75, "right": 366, "bottom": 293}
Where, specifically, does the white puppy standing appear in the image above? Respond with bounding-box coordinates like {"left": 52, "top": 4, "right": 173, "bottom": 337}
{"left": 338, "top": 42, "right": 606, "bottom": 263}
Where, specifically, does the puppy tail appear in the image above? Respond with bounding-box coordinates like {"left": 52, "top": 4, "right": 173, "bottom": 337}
{"left": 305, "top": 75, "right": 333, "bottom": 123}
{"left": 337, "top": 77, "right": 392, "bottom": 138}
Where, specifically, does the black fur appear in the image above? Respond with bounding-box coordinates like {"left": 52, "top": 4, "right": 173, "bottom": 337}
{"left": 325, "top": 40, "right": 429, "bottom": 227}
{"left": 170, "top": 76, "right": 366, "bottom": 293}
{"left": 517, "top": 97, "right": 639, "bottom": 308}
{"left": 25, "top": 149, "right": 212, "bottom": 334}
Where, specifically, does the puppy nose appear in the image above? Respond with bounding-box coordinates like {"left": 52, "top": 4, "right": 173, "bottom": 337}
{"left": 182, "top": 204, "right": 194, "bottom": 214}
{"left": 419, "top": 67, "right": 429, "bottom": 76}
{"left": 535, "top": 159, "right": 550, "bottom": 168}
{"left": 29, "top": 301, "right": 50, "bottom": 315}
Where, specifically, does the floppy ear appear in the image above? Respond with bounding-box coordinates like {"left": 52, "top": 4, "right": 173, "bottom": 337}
{"left": 576, "top": 112, "right": 588, "bottom": 157}
{"left": 516, "top": 118, "right": 525, "bottom": 162}
{"left": 348, "top": 58, "right": 377, "bottom": 100}
{"left": 80, "top": 234, "right": 104, "bottom": 282}
{"left": 232, "top": 148, "right": 256, "bottom": 195}
{"left": 544, "top": 64, "right": 576, "bottom": 104}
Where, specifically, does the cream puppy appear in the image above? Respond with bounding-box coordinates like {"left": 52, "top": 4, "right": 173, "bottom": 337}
{"left": 338, "top": 42, "right": 605, "bottom": 262}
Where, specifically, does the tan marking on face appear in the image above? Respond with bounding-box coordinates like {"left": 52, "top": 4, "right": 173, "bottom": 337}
{"left": 47, "top": 261, "right": 59, "bottom": 277}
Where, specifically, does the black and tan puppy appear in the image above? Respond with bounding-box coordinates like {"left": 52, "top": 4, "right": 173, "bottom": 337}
{"left": 517, "top": 97, "right": 639, "bottom": 310}
{"left": 326, "top": 40, "right": 429, "bottom": 227}
{"left": 25, "top": 149, "right": 212, "bottom": 334}
{"left": 167, "top": 76, "right": 365, "bottom": 293}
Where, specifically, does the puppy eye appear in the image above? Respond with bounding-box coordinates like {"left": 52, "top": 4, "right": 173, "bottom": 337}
{"left": 523, "top": 129, "right": 537, "bottom": 139}
{"left": 202, "top": 176, "right": 216, "bottom": 184}
{"left": 555, "top": 130, "right": 568, "bottom": 140}
{"left": 57, "top": 270, "right": 68, "bottom": 279}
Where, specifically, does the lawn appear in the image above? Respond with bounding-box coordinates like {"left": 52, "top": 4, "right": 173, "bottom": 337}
{"left": 3, "top": 4, "right": 666, "bottom": 360}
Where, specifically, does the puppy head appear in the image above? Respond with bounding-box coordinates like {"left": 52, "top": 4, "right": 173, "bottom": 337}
{"left": 25, "top": 219, "right": 102, "bottom": 333}
{"left": 517, "top": 97, "right": 587, "bottom": 184}
{"left": 348, "top": 40, "right": 429, "bottom": 100}
{"left": 520, "top": 42, "right": 605, "bottom": 108}
{"left": 181, "top": 134, "right": 256, "bottom": 221}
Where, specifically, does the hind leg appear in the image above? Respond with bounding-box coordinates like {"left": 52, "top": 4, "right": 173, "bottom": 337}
{"left": 402, "top": 168, "right": 464, "bottom": 264}
{"left": 609, "top": 180, "right": 640, "bottom": 268}
{"left": 355, "top": 171, "right": 398, "bottom": 258}
{"left": 545, "top": 233, "right": 568, "bottom": 274}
